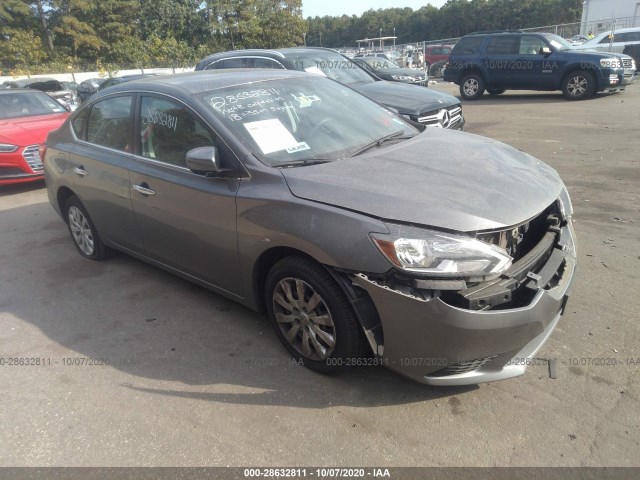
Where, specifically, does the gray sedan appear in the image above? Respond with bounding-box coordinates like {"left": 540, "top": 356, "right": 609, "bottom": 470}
{"left": 44, "top": 70, "right": 576, "bottom": 386}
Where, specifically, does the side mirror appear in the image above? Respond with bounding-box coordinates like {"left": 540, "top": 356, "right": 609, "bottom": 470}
{"left": 186, "top": 146, "right": 219, "bottom": 176}
{"left": 541, "top": 47, "right": 552, "bottom": 56}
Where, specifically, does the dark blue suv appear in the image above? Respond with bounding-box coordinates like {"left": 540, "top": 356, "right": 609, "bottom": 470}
{"left": 444, "top": 31, "right": 636, "bottom": 100}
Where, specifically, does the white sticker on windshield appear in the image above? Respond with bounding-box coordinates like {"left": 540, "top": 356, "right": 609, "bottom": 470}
{"left": 304, "top": 66, "right": 327, "bottom": 77}
{"left": 244, "top": 119, "right": 299, "bottom": 154}
{"left": 291, "top": 93, "right": 321, "bottom": 108}
{"left": 286, "top": 142, "right": 310, "bottom": 154}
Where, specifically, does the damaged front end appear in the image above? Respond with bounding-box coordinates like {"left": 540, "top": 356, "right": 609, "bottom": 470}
{"left": 343, "top": 194, "right": 577, "bottom": 386}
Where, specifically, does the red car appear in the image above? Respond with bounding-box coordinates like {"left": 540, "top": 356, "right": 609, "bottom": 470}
{"left": 423, "top": 45, "right": 453, "bottom": 77}
{"left": 0, "top": 89, "right": 70, "bottom": 186}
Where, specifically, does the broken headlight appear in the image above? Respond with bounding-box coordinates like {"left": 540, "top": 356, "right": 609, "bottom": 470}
{"left": 371, "top": 227, "right": 512, "bottom": 279}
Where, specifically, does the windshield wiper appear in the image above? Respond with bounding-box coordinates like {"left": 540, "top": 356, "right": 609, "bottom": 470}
{"left": 276, "top": 159, "right": 333, "bottom": 168}
{"left": 349, "top": 131, "right": 415, "bottom": 157}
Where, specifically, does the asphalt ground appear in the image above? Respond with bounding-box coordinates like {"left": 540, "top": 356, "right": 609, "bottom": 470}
{"left": 1, "top": 82, "right": 639, "bottom": 468}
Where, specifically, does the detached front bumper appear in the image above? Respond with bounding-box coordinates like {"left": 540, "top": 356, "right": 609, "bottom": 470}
{"left": 352, "top": 222, "right": 577, "bottom": 386}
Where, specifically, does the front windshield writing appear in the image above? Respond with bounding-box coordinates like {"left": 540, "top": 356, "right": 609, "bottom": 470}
{"left": 202, "top": 77, "right": 417, "bottom": 166}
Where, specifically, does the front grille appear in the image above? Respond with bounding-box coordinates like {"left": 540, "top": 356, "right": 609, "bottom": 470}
{"left": 415, "top": 105, "right": 462, "bottom": 129}
{"left": 22, "top": 145, "right": 43, "bottom": 172}
{"left": 622, "top": 58, "right": 634, "bottom": 69}
{"left": 428, "top": 356, "right": 498, "bottom": 377}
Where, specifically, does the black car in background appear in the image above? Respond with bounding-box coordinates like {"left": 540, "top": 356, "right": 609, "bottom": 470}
{"left": 196, "top": 47, "right": 464, "bottom": 130}
{"left": 76, "top": 78, "right": 106, "bottom": 103}
{"left": 98, "top": 73, "right": 159, "bottom": 92}
{"left": 353, "top": 56, "right": 428, "bottom": 86}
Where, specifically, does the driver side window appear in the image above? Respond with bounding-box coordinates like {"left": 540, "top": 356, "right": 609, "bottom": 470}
{"left": 519, "top": 36, "right": 547, "bottom": 55}
{"left": 139, "top": 96, "right": 215, "bottom": 167}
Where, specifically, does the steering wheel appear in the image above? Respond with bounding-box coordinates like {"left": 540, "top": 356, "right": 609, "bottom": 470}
{"left": 308, "top": 117, "right": 334, "bottom": 139}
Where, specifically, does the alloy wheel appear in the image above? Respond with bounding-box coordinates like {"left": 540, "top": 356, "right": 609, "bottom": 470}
{"left": 68, "top": 206, "right": 95, "bottom": 256}
{"left": 272, "top": 277, "right": 336, "bottom": 361}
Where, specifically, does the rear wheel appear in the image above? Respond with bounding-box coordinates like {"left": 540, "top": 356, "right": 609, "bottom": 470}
{"left": 487, "top": 88, "right": 506, "bottom": 95}
{"left": 460, "top": 73, "right": 485, "bottom": 100}
{"left": 265, "top": 256, "right": 366, "bottom": 373}
{"left": 64, "top": 196, "right": 112, "bottom": 260}
{"left": 562, "top": 70, "right": 595, "bottom": 100}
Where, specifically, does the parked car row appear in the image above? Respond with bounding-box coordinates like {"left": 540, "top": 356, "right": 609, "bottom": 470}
{"left": 195, "top": 47, "right": 464, "bottom": 129}
{"left": 38, "top": 41, "right": 577, "bottom": 386}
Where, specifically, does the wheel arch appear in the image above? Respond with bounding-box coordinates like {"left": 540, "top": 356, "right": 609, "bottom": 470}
{"left": 252, "top": 246, "right": 381, "bottom": 355}
{"left": 56, "top": 186, "right": 77, "bottom": 222}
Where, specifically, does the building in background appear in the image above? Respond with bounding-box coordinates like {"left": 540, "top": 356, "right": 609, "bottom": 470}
{"left": 581, "top": 0, "right": 640, "bottom": 34}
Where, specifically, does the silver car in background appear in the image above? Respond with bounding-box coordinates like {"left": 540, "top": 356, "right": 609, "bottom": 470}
{"left": 44, "top": 71, "right": 576, "bottom": 386}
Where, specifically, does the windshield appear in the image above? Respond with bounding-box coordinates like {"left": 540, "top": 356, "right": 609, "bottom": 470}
{"left": 0, "top": 91, "right": 67, "bottom": 119}
{"left": 281, "top": 50, "right": 375, "bottom": 86}
{"left": 364, "top": 58, "right": 401, "bottom": 70}
{"left": 542, "top": 33, "right": 572, "bottom": 50}
{"left": 201, "top": 76, "right": 418, "bottom": 167}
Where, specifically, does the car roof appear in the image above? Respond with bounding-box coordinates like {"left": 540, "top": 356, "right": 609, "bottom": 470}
{"left": 96, "top": 69, "right": 315, "bottom": 97}
{"left": 197, "top": 47, "right": 344, "bottom": 66}
{"left": 10, "top": 77, "right": 57, "bottom": 87}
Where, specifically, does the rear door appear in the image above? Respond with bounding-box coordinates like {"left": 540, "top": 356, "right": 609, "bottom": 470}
{"left": 483, "top": 35, "right": 519, "bottom": 88}
{"left": 128, "top": 94, "right": 242, "bottom": 294}
{"left": 69, "top": 95, "right": 143, "bottom": 252}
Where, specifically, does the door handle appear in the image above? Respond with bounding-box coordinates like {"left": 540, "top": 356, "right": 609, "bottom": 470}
{"left": 132, "top": 183, "right": 156, "bottom": 196}
{"left": 73, "top": 166, "right": 88, "bottom": 177}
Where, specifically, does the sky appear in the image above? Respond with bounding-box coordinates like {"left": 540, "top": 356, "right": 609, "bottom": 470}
{"left": 303, "top": 0, "right": 448, "bottom": 18}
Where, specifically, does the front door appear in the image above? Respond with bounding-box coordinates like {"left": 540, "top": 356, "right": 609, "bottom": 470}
{"left": 128, "top": 94, "right": 242, "bottom": 295}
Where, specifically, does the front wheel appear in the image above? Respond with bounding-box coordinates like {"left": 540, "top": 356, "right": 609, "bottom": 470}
{"left": 265, "top": 256, "right": 366, "bottom": 373}
{"left": 487, "top": 88, "right": 506, "bottom": 95}
{"left": 64, "top": 196, "right": 113, "bottom": 260}
{"left": 562, "top": 70, "right": 595, "bottom": 100}
{"left": 460, "top": 73, "right": 485, "bottom": 100}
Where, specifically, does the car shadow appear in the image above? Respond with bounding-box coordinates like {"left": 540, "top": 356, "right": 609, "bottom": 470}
{"left": 1, "top": 201, "right": 477, "bottom": 409}
{"left": 0, "top": 179, "right": 45, "bottom": 197}
{"left": 454, "top": 91, "right": 627, "bottom": 105}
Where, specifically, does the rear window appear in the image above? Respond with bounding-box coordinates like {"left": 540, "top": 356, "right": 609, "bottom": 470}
{"left": 486, "top": 36, "right": 519, "bottom": 55}
{"left": 451, "top": 36, "right": 485, "bottom": 55}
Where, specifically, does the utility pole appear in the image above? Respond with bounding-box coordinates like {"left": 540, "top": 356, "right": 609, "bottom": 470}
{"left": 380, "top": 28, "right": 382, "bottom": 49}
{"left": 303, "top": 32, "right": 306, "bottom": 46}
{"left": 393, "top": 27, "right": 396, "bottom": 49}
{"left": 319, "top": 32, "right": 322, "bottom": 47}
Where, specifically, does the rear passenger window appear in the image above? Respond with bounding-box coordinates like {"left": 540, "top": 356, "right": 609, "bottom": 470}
{"left": 86, "top": 96, "right": 133, "bottom": 151}
{"left": 139, "top": 96, "right": 215, "bottom": 167}
{"left": 451, "top": 36, "right": 485, "bottom": 55}
{"left": 486, "top": 36, "right": 519, "bottom": 55}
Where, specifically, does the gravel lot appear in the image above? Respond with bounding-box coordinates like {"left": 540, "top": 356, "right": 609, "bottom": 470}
{"left": 1, "top": 83, "right": 639, "bottom": 468}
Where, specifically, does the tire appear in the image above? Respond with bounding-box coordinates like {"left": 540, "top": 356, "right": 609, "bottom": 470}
{"left": 487, "top": 88, "right": 506, "bottom": 95}
{"left": 265, "top": 256, "right": 366, "bottom": 373}
{"left": 459, "top": 73, "right": 485, "bottom": 100}
{"left": 64, "top": 195, "right": 113, "bottom": 260}
{"left": 562, "top": 70, "right": 595, "bottom": 100}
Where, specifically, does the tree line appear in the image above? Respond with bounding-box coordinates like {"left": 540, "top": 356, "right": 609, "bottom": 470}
{"left": 1, "top": 0, "right": 582, "bottom": 75}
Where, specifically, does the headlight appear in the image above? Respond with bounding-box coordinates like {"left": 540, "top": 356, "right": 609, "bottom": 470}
{"left": 600, "top": 58, "right": 622, "bottom": 68}
{"left": 391, "top": 75, "right": 413, "bottom": 81}
{"left": 371, "top": 226, "right": 512, "bottom": 279}
{"left": 558, "top": 185, "right": 573, "bottom": 220}
{"left": 0, "top": 144, "right": 19, "bottom": 153}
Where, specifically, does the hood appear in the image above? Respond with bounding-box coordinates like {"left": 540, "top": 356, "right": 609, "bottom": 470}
{"left": 566, "top": 47, "right": 622, "bottom": 58}
{"left": 377, "top": 68, "right": 426, "bottom": 80}
{"left": 280, "top": 129, "right": 564, "bottom": 233}
{"left": 353, "top": 80, "right": 458, "bottom": 115}
{"left": 0, "top": 113, "right": 69, "bottom": 146}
